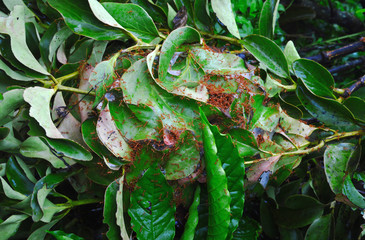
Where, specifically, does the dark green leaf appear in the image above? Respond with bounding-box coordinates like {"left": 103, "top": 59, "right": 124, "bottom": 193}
{"left": 47, "top": 230, "right": 85, "bottom": 240}
{"left": 232, "top": 216, "right": 262, "bottom": 240}
{"left": 201, "top": 109, "right": 231, "bottom": 239}
{"left": 211, "top": 0, "right": 240, "bottom": 38}
{"left": 305, "top": 214, "right": 331, "bottom": 240}
{"left": 344, "top": 97, "right": 365, "bottom": 122}
{"left": 128, "top": 164, "right": 175, "bottom": 240}
{"left": 297, "top": 85, "right": 360, "bottom": 131}
{"left": 293, "top": 59, "right": 335, "bottom": 99}
{"left": 6, "top": 156, "right": 34, "bottom": 195}
{"left": 241, "top": 34, "right": 290, "bottom": 79}
{"left": 47, "top": 0, "right": 127, "bottom": 40}
{"left": 103, "top": 180, "right": 122, "bottom": 240}
{"left": 342, "top": 175, "right": 365, "bottom": 208}
{"left": 259, "top": 0, "right": 279, "bottom": 39}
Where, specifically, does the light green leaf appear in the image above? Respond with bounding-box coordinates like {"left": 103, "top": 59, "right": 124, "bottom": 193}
{"left": 211, "top": 0, "right": 240, "bottom": 39}
{"left": 48, "top": 26, "right": 73, "bottom": 62}
{"left": 0, "top": 88, "right": 25, "bottom": 123}
{"left": 87, "top": 41, "right": 108, "bottom": 66}
{"left": 103, "top": 179, "right": 123, "bottom": 239}
{"left": 48, "top": 0, "right": 127, "bottom": 40}
{"left": 23, "top": 87, "right": 63, "bottom": 139}
{"left": 20, "top": 136, "right": 75, "bottom": 168}
{"left": 249, "top": 95, "right": 280, "bottom": 132}
{"left": 0, "top": 58, "right": 33, "bottom": 81}
{"left": 0, "top": 214, "right": 28, "bottom": 240}
{"left": 324, "top": 143, "right": 360, "bottom": 194}
{"left": 241, "top": 34, "right": 290, "bottom": 79}
{"left": 0, "top": 6, "right": 48, "bottom": 75}
{"left": 293, "top": 59, "right": 335, "bottom": 99}
{"left": 201, "top": 109, "right": 231, "bottom": 239}
{"left": 46, "top": 230, "right": 85, "bottom": 240}
{"left": 181, "top": 185, "right": 201, "bottom": 240}
{"left": 128, "top": 164, "right": 176, "bottom": 240}
{"left": 342, "top": 175, "right": 365, "bottom": 208}
{"left": 284, "top": 41, "right": 300, "bottom": 68}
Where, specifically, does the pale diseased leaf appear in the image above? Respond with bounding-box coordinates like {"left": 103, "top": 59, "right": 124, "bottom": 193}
{"left": 97, "top": 105, "right": 132, "bottom": 165}
{"left": 211, "top": 0, "right": 240, "bottom": 39}
{"left": 0, "top": 6, "right": 48, "bottom": 75}
{"left": 116, "top": 176, "right": 130, "bottom": 240}
{"left": 23, "top": 87, "right": 63, "bottom": 139}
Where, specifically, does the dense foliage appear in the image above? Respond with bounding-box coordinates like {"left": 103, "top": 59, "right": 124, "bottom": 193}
{"left": 0, "top": 0, "right": 365, "bottom": 239}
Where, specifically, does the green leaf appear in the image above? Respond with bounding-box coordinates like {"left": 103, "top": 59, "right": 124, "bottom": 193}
{"left": 103, "top": 179, "right": 122, "bottom": 240}
{"left": 0, "top": 214, "right": 29, "bottom": 240}
{"left": 305, "top": 214, "right": 331, "bottom": 240}
{"left": 241, "top": 34, "right": 290, "bottom": 79}
{"left": 232, "top": 216, "right": 262, "bottom": 240}
{"left": 293, "top": 59, "right": 335, "bottom": 99}
{"left": 324, "top": 142, "right": 360, "bottom": 194}
{"left": 88, "top": 53, "right": 118, "bottom": 107}
{"left": 0, "top": 176, "right": 27, "bottom": 200}
{"left": 297, "top": 85, "right": 360, "bottom": 132}
{"left": 283, "top": 41, "right": 300, "bottom": 68}
{"left": 201, "top": 109, "right": 231, "bottom": 239}
{"left": 100, "top": 2, "right": 161, "bottom": 43}
{"left": 211, "top": 0, "right": 240, "bottom": 39}
{"left": 0, "top": 58, "right": 33, "bottom": 81}
{"left": 23, "top": 87, "right": 63, "bottom": 139}
{"left": 41, "top": 137, "right": 92, "bottom": 161}
{"left": 202, "top": 110, "right": 245, "bottom": 238}
{"left": 0, "top": 88, "right": 25, "bottom": 124}
{"left": 81, "top": 118, "right": 124, "bottom": 167}
{"left": 47, "top": 0, "right": 127, "bottom": 40}
{"left": 181, "top": 185, "right": 201, "bottom": 240}
{"left": 344, "top": 97, "right": 365, "bottom": 122}
{"left": 87, "top": 41, "right": 108, "bottom": 66}
{"left": 6, "top": 156, "right": 34, "bottom": 195}
{"left": 48, "top": 26, "right": 73, "bottom": 63}
{"left": 273, "top": 195, "right": 324, "bottom": 229}
{"left": 158, "top": 27, "right": 202, "bottom": 100}
{"left": 229, "top": 128, "right": 259, "bottom": 157}
{"left": 0, "top": 6, "right": 49, "bottom": 75}
{"left": 28, "top": 218, "right": 62, "bottom": 240}
{"left": 119, "top": 58, "right": 202, "bottom": 142}
{"left": 342, "top": 175, "right": 365, "bottom": 208}
{"left": 128, "top": 164, "right": 176, "bottom": 240}
{"left": 47, "top": 230, "right": 85, "bottom": 240}
{"left": 249, "top": 95, "right": 280, "bottom": 132}
{"left": 20, "top": 136, "right": 75, "bottom": 168}
{"left": 259, "top": 0, "right": 280, "bottom": 39}
{"left": 194, "top": 0, "right": 212, "bottom": 31}
{"left": 165, "top": 131, "right": 200, "bottom": 180}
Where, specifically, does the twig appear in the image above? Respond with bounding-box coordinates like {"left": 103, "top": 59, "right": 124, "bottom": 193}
{"left": 328, "top": 56, "right": 365, "bottom": 74}
{"left": 340, "top": 75, "right": 365, "bottom": 99}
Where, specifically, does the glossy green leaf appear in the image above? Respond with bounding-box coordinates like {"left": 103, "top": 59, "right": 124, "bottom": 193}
{"left": 130, "top": 0, "right": 167, "bottom": 26}
{"left": 273, "top": 195, "right": 324, "bottom": 228}
{"left": 23, "top": 87, "right": 63, "bottom": 139}
{"left": 211, "top": 0, "right": 240, "bottom": 39}
{"left": 101, "top": 2, "right": 161, "bottom": 43}
{"left": 20, "top": 136, "right": 75, "bottom": 168}
{"left": 241, "top": 34, "right": 290, "bottom": 79}
{"left": 344, "top": 97, "right": 365, "bottom": 122}
{"left": 202, "top": 110, "right": 245, "bottom": 238}
{"left": 342, "top": 175, "right": 365, "bottom": 208}
{"left": 41, "top": 137, "right": 92, "bottom": 161}
{"left": 293, "top": 59, "right": 335, "bottom": 98}
{"left": 47, "top": 230, "right": 85, "bottom": 240}
{"left": 103, "top": 179, "right": 122, "bottom": 240}
{"left": 259, "top": 0, "right": 280, "bottom": 39}
{"left": 0, "top": 88, "right": 24, "bottom": 123}
{"left": 0, "top": 214, "right": 29, "bottom": 240}
{"left": 297, "top": 85, "right": 359, "bottom": 131}
{"left": 0, "top": 6, "right": 49, "bottom": 75}
{"left": 181, "top": 185, "right": 201, "bottom": 240}
{"left": 201, "top": 109, "right": 231, "bottom": 239}
{"left": 284, "top": 41, "right": 300, "bottom": 68}
{"left": 324, "top": 142, "right": 360, "bottom": 194}
{"left": 128, "top": 164, "right": 175, "bottom": 240}
{"left": 6, "top": 156, "right": 34, "bottom": 195}
{"left": 0, "top": 176, "right": 27, "bottom": 200}
{"left": 47, "top": 0, "right": 127, "bottom": 40}
{"left": 232, "top": 216, "right": 262, "bottom": 240}
{"left": 305, "top": 214, "right": 331, "bottom": 240}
